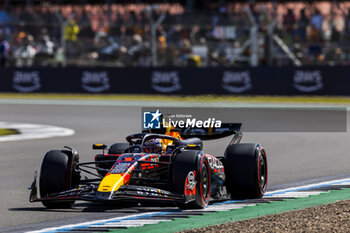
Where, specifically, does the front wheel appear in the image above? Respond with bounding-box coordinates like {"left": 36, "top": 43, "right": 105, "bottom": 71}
{"left": 173, "top": 150, "right": 210, "bottom": 209}
{"left": 39, "top": 149, "right": 80, "bottom": 208}
{"left": 224, "top": 143, "right": 267, "bottom": 199}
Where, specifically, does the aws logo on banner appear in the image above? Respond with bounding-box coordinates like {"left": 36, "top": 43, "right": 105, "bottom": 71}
{"left": 222, "top": 71, "right": 252, "bottom": 93}
{"left": 151, "top": 71, "right": 182, "bottom": 93}
{"left": 293, "top": 70, "right": 323, "bottom": 92}
{"left": 12, "top": 71, "right": 41, "bottom": 92}
{"left": 81, "top": 71, "right": 110, "bottom": 93}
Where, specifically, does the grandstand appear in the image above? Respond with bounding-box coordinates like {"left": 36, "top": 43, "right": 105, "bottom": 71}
{"left": 1, "top": 1, "right": 350, "bottom": 67}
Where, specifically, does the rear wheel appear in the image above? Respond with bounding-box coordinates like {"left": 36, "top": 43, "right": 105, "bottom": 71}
{"left": 224, "top": 143, "right": 267, "bottom": 199}
{"left": 173, "top": 150, "right": 210, "bottom": 209}
{"left": 39, "top": 150, "right": 80, "bottom": 208}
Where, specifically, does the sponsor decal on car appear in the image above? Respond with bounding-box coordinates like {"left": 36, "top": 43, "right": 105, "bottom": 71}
{"left": 151, "top": 71, "right": 182, "bottom": 93}
{"left": 110, "top": 162, "right": 132, "bottom": 174}
{"left": 185, "top": 171, "right": 197, "bottom": 191}
{"left": 293, "top": 70, "right": 323, "bottom": 92}
{"left": 81, "top": 71, "right": 110, "bottom": 93}
{"left": 12, "top": 71, "right": 41, "bottom": 92}
{"left": 222, "top": 71, "right": 252, "bottom": 93}
{"left": 207, "top": 155, "right": 224, "bottom": 170}
{"left": 136, "top": 187, "right": 169, "bottom": 197}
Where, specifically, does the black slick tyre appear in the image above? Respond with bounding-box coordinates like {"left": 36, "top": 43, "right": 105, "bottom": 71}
{"left": 39, "top": 150, "right": 80, "bottom": 208}
{"left": 173, "top": 150, "right": 210, "bottom": 209}
{"left": 224, "top": 143, "right": 267, "bottom": 199}
{"left": 108, "top": 143, "right": 129, "bottom": 154}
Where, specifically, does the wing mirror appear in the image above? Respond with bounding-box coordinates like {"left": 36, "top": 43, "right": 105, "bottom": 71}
{"left": 92, "top": 144, "right": 107, "bottom": 150}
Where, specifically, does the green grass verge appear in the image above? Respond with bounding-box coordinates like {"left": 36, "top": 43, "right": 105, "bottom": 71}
{"left": 0, "top": 128, "right": 18, "bottom": 136}
{"left": 108, "top": 188, "right": 350, "bottom": 233}
{"left": 1, "top": 93, "right": 350, "bottom": 104}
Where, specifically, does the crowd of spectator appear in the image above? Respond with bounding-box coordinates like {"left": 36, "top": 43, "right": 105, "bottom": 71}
{"left": 1, "top": 2, "right": 350, "bottom": 67}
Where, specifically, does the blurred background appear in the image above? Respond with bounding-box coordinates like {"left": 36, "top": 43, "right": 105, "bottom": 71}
{"left": 1, "top": 0, "right": 350, "bottom": 68}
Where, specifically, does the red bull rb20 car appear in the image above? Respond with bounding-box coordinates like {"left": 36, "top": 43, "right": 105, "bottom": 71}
{"left": 29, "top": 124, "right": 268, "bottom": 209}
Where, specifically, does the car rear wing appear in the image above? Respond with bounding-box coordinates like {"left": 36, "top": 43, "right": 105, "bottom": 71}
{"left": 142, "top": 123, "right": 242, "bottom": 141}
{"left": 179, "top": 123, "right": 242, "bottom": 141}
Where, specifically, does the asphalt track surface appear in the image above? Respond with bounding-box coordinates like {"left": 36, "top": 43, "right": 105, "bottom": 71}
{"left": 1, "top": 102, "right": 350, "bottom": 231}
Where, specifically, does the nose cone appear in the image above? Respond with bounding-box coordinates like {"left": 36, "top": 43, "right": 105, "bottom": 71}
{"left": 97, "top": 173, "right": 129, "bottom": 193}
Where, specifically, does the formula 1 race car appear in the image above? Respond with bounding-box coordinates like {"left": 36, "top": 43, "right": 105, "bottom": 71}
{"left": 29, "top": 124, "right": 267, "bottom": 209}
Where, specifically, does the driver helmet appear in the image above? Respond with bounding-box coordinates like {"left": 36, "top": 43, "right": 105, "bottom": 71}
{"left": 144, "top": 138, "right": 164, "bottom": 154}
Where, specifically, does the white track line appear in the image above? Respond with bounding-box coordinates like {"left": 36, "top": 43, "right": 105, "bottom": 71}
{"left": 265, "top": 178, "right": 350, "bottom": 196}
{"left": 332, "top": 182, "right": 350, "bottom": 185}
{"left": 201, "top": 203, "right": 256, "bottom": 211}
{"left": 269, "top": 191, "right": 325, "bottom": 198}
{"left": 104, "top": 219, "right": 171, "bottom": 225}
{"left": 88, "top": 220, "right": 171, "bottom": 227}
{"left": 0, "top": 122, "right": 75, "bottom": 142}
{"left": 27, "top": 212, "right": 163, "bottom": 233}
